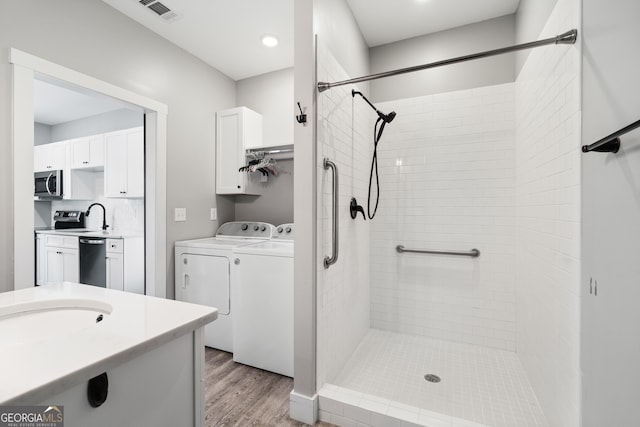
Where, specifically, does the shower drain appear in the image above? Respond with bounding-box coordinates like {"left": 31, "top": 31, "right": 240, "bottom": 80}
{"left": 424, "top": 374, "right": 441, "bottom": 383}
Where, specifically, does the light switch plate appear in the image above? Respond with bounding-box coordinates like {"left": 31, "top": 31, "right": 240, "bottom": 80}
{"left": 210, "top": 208, "right": 217, "bottom": 221}
{"left": 175, "top": 208, "right": 187, "bottom": 222}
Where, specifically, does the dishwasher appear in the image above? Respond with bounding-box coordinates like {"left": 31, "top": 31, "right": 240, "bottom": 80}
{"left": 79, "top": 237, "right": 106, "bottom": 287}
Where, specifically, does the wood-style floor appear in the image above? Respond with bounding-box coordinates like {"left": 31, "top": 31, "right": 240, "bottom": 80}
{"left": 205, "top": 348, "right": 334, "bottom": 427}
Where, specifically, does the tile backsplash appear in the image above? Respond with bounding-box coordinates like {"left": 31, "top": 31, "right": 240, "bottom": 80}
{"left": 47, "top": 171, "right": 144, "bottom": 233}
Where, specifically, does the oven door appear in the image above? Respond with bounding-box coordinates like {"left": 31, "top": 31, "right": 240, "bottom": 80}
{"left": 34, "top": 170, "right": 63, "bottom": 198}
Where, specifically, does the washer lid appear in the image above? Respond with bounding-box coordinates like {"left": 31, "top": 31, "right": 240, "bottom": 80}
{"left": 232, "top": 241, "right": 293, "bottom": 257}
{"left": 174, "top": 237, "right": 270, "bottom": 249}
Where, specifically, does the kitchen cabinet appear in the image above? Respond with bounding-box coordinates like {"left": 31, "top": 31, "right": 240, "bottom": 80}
{"left": 106, "top": 237, "right": 144, "bottom": 294}
{"left": 35, "top": 233, "right": 46, "bottom": 286}
{"left": 104, "top": 127, "right": 144, "bottom": 198}
{"left": 43, "top": 235, "right": 79, "bottom": 284}
{"left": 36, "top": 232, "right": 144, "bottom": 293}
{"left": 216, "top": 107, "right": 262, "bottom": 195}
{"left": 106, "top": 238, "right": 124, "bottom": 291}
{"left": 70, "top": 134, "right": 104, "bottom": 169}
{"left": 34, "top": 142, "right": 65, "bottom": 172}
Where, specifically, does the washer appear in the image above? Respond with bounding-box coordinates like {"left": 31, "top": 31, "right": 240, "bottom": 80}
{"left": 232, "top": 223, "right": 294, "bottom": 376}
{"left": 174, "top": 221, "right": 274, "bottom": 352}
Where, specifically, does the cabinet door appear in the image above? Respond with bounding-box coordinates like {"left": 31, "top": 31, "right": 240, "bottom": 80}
{"left": 62, "top": 248, "right": 79, "bottom": 283}
{"left": 34, "top": 143, "right": 65, "bottom": 172}
{"left": 70, "top": 136, "right": 104, "bottom": 169}
{"left": 106, "top": 252, "right": 124, "bottom": 291}
{"left": 45, "top": 247, "right": 64, "bottom": 284}
{"left": 36, "top": 235, "right": 46, "bottom": 286}
{"left": 71, "top": 138, "right": 90, "bottom": 168}
{"left": 125, "top": 129, "right": 144, "bottom": 197}
{"left": 105, "top": 128, "right": 143, "bottom": 198}
{"left": 216, "top": 110, "right": 244, "bottom": 194}
{"left": 104, "top": 132, "right": 127, "bottom": 197}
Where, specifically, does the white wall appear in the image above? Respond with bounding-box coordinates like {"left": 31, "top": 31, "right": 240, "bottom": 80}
{"left": 316, "top": 40, "right": 371, "bottom": 387}
{"left": 314, "top": 0, "right": 369, "bottom": 79}
{"left": 581, "top": 0, "right": 640, "bottom": 425}
{"left": 0, "top": 0, "right": 236, "bottom": 295}
{"left": 373, "top": 83, "right": 517, "bottom": 351}
{"left": 34, "top": 122, "right": 52, "bottom": 146}
{"left": 370, "top": 15, "right": 516, "bottom": 103}
{"left": 515, "top": 0, "right": 559, "bottom": 74}
{"left": 514, "top": 0, "right": 581, "bottom": 425}
{"left": 235, "top": 68, "right": 294, "bottom": 226}
{"left": 237, "top": 68, "right": 294, "bottom": 147}
{"left": 313, "top": 0, "right": 371, "bottom": 389}
{"left": 50, "top": 108, "right": 143, "bottom": 142}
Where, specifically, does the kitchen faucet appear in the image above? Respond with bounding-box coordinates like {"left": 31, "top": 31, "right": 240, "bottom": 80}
{"left": 86, "top": 203, "right": 108, "bottom": 231}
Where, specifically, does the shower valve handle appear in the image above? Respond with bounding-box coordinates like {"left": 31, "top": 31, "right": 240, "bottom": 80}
{"left": 350, "top": 198, "right": 366, "bottom": 221}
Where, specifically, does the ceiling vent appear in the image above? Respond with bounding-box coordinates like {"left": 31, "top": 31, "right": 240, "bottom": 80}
{"left": 137, "top": 0, "right": 181, "bottom": 23}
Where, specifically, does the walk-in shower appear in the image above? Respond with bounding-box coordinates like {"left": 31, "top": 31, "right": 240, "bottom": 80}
{"left": 314, "top": 9, "right": 580, "bottom": 426}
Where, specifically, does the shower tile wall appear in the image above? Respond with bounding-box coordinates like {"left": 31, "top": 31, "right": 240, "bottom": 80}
{"left": 515, "top": 0, "right": 581, "bottom": 424}
{"left": 372, "top": 83, "right": 517, "bottom": 351}
{"left": 316, "top": 41, "right": 372, "bottom": 386}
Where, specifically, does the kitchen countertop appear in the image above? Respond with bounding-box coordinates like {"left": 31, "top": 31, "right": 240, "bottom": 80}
{"left": 36, "top": 228, "right": 143, "bottom": 239}
{"left": 0, "top": 283, "right": 217, "bottom": 404}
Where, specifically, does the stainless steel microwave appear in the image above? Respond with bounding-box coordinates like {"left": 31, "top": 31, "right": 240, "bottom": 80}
{"left": 34, "top": 170, "right": 63, "bottom": 199}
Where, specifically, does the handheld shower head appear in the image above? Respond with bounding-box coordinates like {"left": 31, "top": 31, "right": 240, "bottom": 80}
{"left": 378, "top": 110, "right": 396, "bottom": 124}
{"left": 351, "top": 89, "right": 397, "bottom": 221}
{"left": 352, "top": 89, "right": 396, "bottom": 124}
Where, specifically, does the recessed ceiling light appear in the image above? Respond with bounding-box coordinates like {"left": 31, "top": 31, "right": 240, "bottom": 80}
{"left": 261, "top": 35, "right": 279, "bottom": 47}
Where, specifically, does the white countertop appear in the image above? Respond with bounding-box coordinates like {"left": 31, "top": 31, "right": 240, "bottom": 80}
{"left": 0, "top": 283, "right": 217, "bottom": 404}
{"left": 36, "top": 228, "right": 143, "bottom": 239}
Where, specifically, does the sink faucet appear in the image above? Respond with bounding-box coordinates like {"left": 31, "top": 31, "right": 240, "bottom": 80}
{"left": 86, "top": 203, "right": 108, "bottom": 231}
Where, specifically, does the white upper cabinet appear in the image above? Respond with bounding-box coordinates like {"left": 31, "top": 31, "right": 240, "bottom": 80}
{"left": 34, "top": 142, "right": 65, "bottom": 172}
{"left": 216, "top": 107, "right": 262, "bottom": 195}
{"left": 70, "top": 134, "right": 104, "bottom": 169}
{"left": 104, "top": 127, "right": 144, "bottom": 198}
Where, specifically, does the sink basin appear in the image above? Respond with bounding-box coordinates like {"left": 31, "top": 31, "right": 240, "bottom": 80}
{"left": 0, "top": 299, "right": 112, "bottom": 347}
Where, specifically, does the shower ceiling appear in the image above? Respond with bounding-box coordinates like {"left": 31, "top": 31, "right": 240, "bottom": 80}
{"left": 346, "top": 0, "right": 521, "bottom": 47}
{"left": 100, "top": 0, "right": 520, "bottom": 80}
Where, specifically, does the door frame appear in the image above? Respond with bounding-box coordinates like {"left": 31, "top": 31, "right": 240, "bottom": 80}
{"left": 10, "top": 48, "right": 168, "bottom": 298}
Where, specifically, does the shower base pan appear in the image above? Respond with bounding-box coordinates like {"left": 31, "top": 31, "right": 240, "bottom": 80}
{"left": 319, "top": 329, "right": 547, "bottom": 427}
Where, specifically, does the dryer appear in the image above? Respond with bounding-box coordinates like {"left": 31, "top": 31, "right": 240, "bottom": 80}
{"left": 174, "top": 222, "right": 274, "bottom": 352}
{"left": 232, "top": 223, "right": 294, "bottom": 376}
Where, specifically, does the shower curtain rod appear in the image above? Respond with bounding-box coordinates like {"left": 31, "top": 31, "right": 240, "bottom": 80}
{"left": 317, "top": 29, "right": 577, "bottom": 92}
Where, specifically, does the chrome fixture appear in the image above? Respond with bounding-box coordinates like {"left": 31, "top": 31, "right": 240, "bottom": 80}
{"left": 317, "top": 29, "right": 578, "bottom": 92}
{"left": 396, "top": 245, "right": 480, "bottom": 258}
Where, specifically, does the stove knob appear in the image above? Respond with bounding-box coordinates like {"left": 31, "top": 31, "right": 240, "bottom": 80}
{"left": 253, "top": 225, "right": 259, "bottom": 231}
{"left": 285, "top": 226, "right": 292, "bottom": 233}
{"left": 241, "top": 224, "right": 248, "bottom": 231}
{"left": 277, "top": 227, "right": 284, "bottom": 233}
{"left": 260, "top": 226, "right": 266, "bottom": 232}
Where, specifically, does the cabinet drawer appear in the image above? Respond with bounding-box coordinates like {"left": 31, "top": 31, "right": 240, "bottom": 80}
{"left": 44, "top": 235, "right": 79, "bottom": 249}
{"left": 106, "top": 238, "right": 124, "bottom": 253}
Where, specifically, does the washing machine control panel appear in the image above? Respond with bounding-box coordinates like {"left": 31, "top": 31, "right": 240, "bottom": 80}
{"left": 273, "top": 223, "right": 294, "bottom": 240}
{"left": 216, "top": 221, "right": 275, "bottom": 239}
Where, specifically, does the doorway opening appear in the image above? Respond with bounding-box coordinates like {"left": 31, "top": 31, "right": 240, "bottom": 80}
{"left": 11, "top": 48, "right": 168, "bottom": 297}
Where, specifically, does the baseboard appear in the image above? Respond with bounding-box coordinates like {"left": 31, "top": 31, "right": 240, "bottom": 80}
{"left": 289, "top": 390, "right": 318, "bottom": 425}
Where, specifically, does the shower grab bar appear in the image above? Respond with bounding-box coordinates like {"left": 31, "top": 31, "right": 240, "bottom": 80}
{"left": 396, "top": 245, "right": 480, "bottom": 258}
{"left": 324, "top": 158, "right": 339, "bottom": 268}
{"left": 317, "top": 29, "right": 577, "bottom": 92}
{"left": 581, "top": 118, "right": 640, "bottom": 153}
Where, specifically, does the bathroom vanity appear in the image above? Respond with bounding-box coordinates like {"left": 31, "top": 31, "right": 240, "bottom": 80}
{"left": 0, "top": 283, "right": 216, "bottom": 427}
